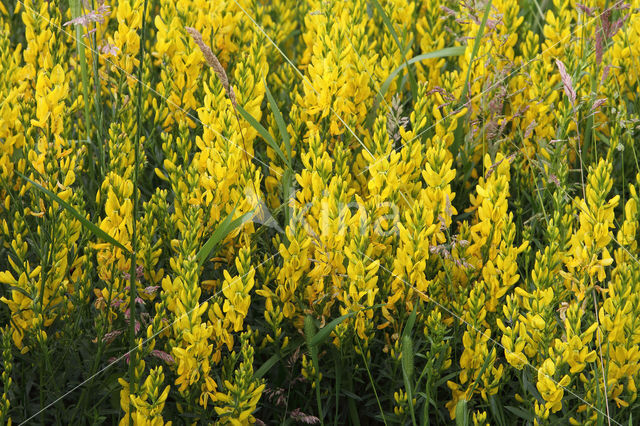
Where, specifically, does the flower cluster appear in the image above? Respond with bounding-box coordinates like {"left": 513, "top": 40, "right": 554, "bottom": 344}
{"left": 1, "top": 0, "right": 640, "bottom": 424}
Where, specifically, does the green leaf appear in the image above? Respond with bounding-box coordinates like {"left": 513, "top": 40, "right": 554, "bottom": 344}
{"left": 282, "top": 168, "right": 293, "bottom": 227}
{"left": 402, "top": 304, "right": 418, "bottom": 339}
{"left": 254, "top": 341, "right": 300, "bottom": 379}
{"left": 467, "top": 344, "right": 495, "bottom": 397}
{"left": 263, "top": 77, "right": 291, "bottom": 162}
{"left": 504, "top": 406, "right": 535, "bottom": 422}
{"left": 309, "top": 304, "right": 383, "bottom": 347}
{"left": 458, "top": 0, "right": 493, "bottom": 105}
{"left": 522, "top": 368, "right": 543, "bottom": 402}
{"left": 309, "top": 312, "right": 354, "bottom": 347}
{"left": 237, "top": 104, "right": 291, "bottom": 168}
{"left": 263, "top": 77, "right": 294, "bottom": 227}
{"left": 254, "top": 353, "right": 281, "bottom": 380}
{"left": 370, "top": 0, "right": 418, "bottom": 100}
{"left": 196, "top": 206, "right": 253, "bottom": 267}
{"left": 400, "top": 304, "right": 418, "bottom": 425}
{"left": 4, "top": 285, "right": 32, "bottom": 299}
{"left": 17, "top": 172, "right": 130, "bottom": 254}
{"left": 488, "top": 395, "right": 506, "bottom": 426}
{"left": 369, "top": 47, "right": 465, "bottom": 123}
{"left": 455, "top": 400, "right": 470, "bottom": 426}
{"left": 401, "top": 334, "right": 417, "bottom": 426}
{"left": 348, "top": 397, "right": 361, "bottom": 426}
{"left": 449, "top": 0, "right": 492, "bottom": 161}
{"left": 332, "top": 352, "right": 343, "bottom": 426}
{"left": 304, "top": 315, "right": 323, "bottom": 422}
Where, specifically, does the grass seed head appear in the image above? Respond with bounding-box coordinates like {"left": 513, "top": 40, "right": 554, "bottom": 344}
{"left": 185, "top": 26, "right": 237, "bottom": 109}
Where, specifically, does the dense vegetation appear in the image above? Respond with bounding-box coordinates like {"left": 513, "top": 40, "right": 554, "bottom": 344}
{"left": 0, "top": 0, "right": 639, "bottom": 424}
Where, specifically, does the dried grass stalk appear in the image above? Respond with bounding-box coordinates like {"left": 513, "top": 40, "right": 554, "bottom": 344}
{"left": 185, "top": 26, "right": 237, "bottom": 109}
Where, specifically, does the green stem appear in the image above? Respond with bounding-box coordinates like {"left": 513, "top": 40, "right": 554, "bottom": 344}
{"left": 356, "top": 336, "right": 387, "bottom": 425}
{"left": 458, "top": 0, "right": 493, "bottom": 105}
{"left": 69, "top": 0, "right": 102, "bottom": 179}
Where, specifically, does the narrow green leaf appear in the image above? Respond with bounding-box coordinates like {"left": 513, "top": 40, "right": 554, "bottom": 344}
{"left": 304, "top": 315, "right": 323, "bottom": 423}
{"left": 196, "top": 206, "right": 253, "bottom": 267}
{"left": 449, "top": 0, "right": 491, "bottom": 161}
{"left": 69, "top": 0, "right": 102, "bottom": 177}
{"left": 237, "top": 104, "right": 291, "bottom": 168}
{"left": 458, "top": 0, "right": 493, "bottom": 104}
{"left": 254, "top": 340, "right": 302, "bottom": 379}
{"left": 370, "top": 0, "right": 417, "bottom": 100}
{"left": 282, "top": 168, "right": 293, "bottom": 227}
{"left": 468, "top": 344, "right": 495, "bottom": 397}
{"left": 369, "top": 46, "right": 465, "bottom": 123}
{"left": 254, "top": 353, "right": 281, "bottom": 380}
{"left": 304, "top": 315, "right": 318, "bottom": 353}
{"left": 17, "top": 172, "right": 130, "bottom": 254}
{"left": 4, "top": 285, "right": 32, "bottom": 299}
{"left": 504, "top": 406, "right": 535, "bottom": 422}
{"left": 488, "top": 395, "right": 506, "bottom": 426}
{"left": 341, "top": 390, "right": 363, "bottom": 401}
{"left": 402, "top": 334, "right": 417, "bottom": 426}
{"left": 263, "top": 77, "right": 291, "bottom": 162}
{"left": 333, "top": 352, "right": 342, "bottom": 426}
{"left": 346, "top": 370, "right": 361, "bottom": 426}
{"left": 402, "top": 304, "right": 418, "bottom": 340}
{"left": 380, "top": 47, "right": 465, "bottom": 98}
{"left": 309, "top": 304, "right": 383, "bottom": 347}
{"left": 355, "top": 335, "right": 388, "bottom": 426}
{"left": 348, "top": 398, "right": 361, "bottom": 426}
{"left": 522, "top": 368, "right": 543, "bottom": 402}
{"left": 309, "top": 312, "right": 354, "bottom": 347}
{"left": 455, "top": 400, "right": 470, "bottom": 426}
{"left": 436, "top": 370, "right": 462, "bottom": 388}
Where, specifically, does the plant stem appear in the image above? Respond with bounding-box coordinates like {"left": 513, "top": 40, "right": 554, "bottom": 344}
{"left": 69, "top": 0, "right": 102, "bottom": 180}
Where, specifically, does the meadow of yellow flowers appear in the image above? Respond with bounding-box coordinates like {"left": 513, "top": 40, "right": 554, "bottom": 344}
{"left": 0, "top": 0, "right": 639, "bottom": 424}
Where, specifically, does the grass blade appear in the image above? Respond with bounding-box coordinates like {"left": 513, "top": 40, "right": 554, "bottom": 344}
{"left": 263, "top": 77, "right": 291, "bottom": 161}
{"left": 196, "top": 206, "right": 254, "bottom": 267}
{"left": 69, "top": 0, "right": 102, "bottom": 177}
{"left": 455, "top": 399, "right": 470, "bottom": 426}
{"left": 402, "top": 334, "right": 417, "bottom": 426}
{"left": 309, "top": 312, "right": 355, "bottom": 348}
{"left": 505, "top": 405, "right": 535, "bottom": 421}
{"left": 450, "top": 0, "right": 493, "bottom": 164}
{"left": 355, "top": 336, "right": 388, "bottom": 425}
{"left": 402, "top": 304, "right": 418, "bottom": 339}
{"left": 309, "top": 304, "right": 384, "bottom": 347}
{"left": 263, "top": 77, "right": 294, "bottom": 226}
{"left": 332, "top": 351, "right": 342, "bottom": 426}
{"left": 304, "top": 315, "right": 324, "bottom": 424}
{"left": 17, "top": 172, "right": 131, "bottom": 254}
{"left": 254, "top": 341, "right": 301, "bottom": 379}
{"left": 458, "top": 0, "right": 493, "bottom": 105}
{"left": 282, "top": 168, "right": 293, "bottom": 228}
{"left": 370, "top": 0, "right": 418, "bottom": 100}
{"left": 237, "top": 104, "right": 291, "bottom": 168}
{"left": 254, "top": 353, "right": 281, "bottom": 380}
{"left": 369, "top": 47, "right": 465, "bottom": 123}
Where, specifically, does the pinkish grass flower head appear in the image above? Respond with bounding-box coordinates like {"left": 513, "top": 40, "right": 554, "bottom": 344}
{"left": 555, "top": 59, "right": 576, "bottom": 105}
{"left": 63, "top": 2, "right": 110, "bottom": 28}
